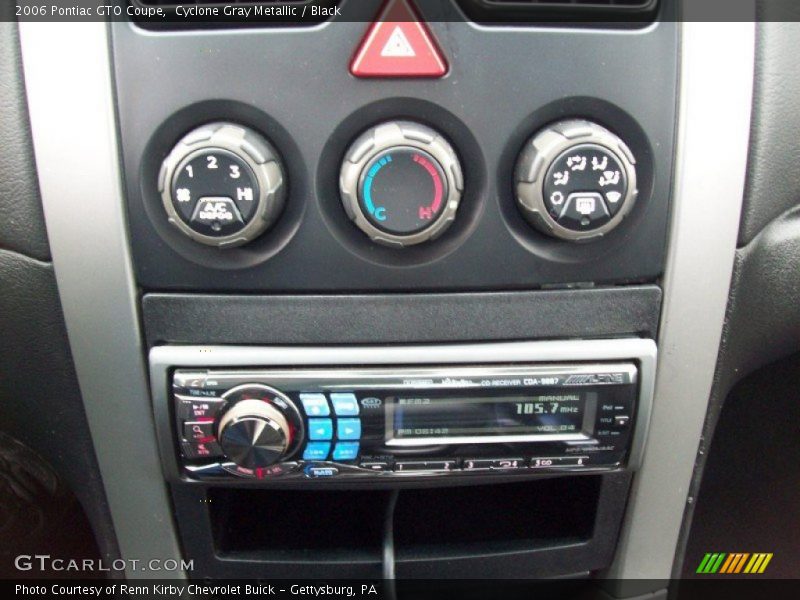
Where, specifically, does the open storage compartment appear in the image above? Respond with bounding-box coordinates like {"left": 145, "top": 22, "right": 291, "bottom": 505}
{"left": 394, "top": 476, "right": 600, "bottom": 555}
{"left": 177, "top": 472, "right": 632, "bottom": 580}
{"left": 392, "top": 474, "right": 632, "bottom": 578}
{"left": 209, "top": 487, "right": 389, "bottom": 559}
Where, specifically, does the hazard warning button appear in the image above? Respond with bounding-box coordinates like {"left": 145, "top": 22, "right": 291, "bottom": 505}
{"left": 350, "top": 0, "right": 448, "bottom": 78}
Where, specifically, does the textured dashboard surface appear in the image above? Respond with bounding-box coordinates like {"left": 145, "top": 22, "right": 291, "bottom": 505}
{"left": 682, "top": 353, "right": 800, "bottom": 579}
{"left": 0, "top": 249, "right": 119, "bottom": 566}
{"left": 0, "top": 22, "right": 50, "bottom": 261}
{"left": 739, "top": 19, "right": 800, "bottom": 246}
{"left": 721, "top": 210, "right": 800, "bottom": 386}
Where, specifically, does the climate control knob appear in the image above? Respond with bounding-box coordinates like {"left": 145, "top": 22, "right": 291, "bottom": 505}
{"left": 217, "top": 385, "right": 303, "bottom": 469}
{"left": 515, "top": 119, "right": 638, "bottom": 242}
{"left": 339, "top": 121, "right": 463, "bottom": 247}
{"left": 159, "top": 122, "right": 286, "bottom": 248}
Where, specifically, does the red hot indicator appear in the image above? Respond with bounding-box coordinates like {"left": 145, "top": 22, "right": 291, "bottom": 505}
{"left": 413, "top": 153, "right": 443, "bottom": 220}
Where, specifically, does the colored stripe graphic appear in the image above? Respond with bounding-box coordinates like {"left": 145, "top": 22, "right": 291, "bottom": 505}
{"left": 734, "top": 553, "right": 750, "bottom": 573}
{"left": 744, "top": 553, "right": 773, "bottom": 574}
{"left": 696, "top": 553, "right": 711, "bottom": 573}
{"left": 696, "top": 554, "right": 713, "bottom": 574}
{"left": 710, "top": 553, "right": 726, "bottom": 573}
{"left": 719, "top": 554, "right": 736, "bottom": 573}
{"left": 719, "top": 553, "right": 749, "bottom": 573}
{"left": 697, "top": 552, "right": 773, "bottom": 574}
{"left": 744, "top": 554, "right": 760, "bottom": 573}
{"left": 697, "top": 553, "right": 727, "bottom": 574}
{"left": 758, "top": 553, "right": 773, "bottom": 573}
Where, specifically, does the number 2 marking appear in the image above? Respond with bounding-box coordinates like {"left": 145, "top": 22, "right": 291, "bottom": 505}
{"left": 206, "top": 156, "right": 218, "bottom": 169}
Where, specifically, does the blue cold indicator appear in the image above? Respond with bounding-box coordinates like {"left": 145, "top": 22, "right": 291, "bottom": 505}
{"left": 362, "top": 155, "right": 392, "bottom": 220}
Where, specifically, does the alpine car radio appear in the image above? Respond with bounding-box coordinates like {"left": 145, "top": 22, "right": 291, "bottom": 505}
{"left": 150, "top": 341, "right": 656, "bottom": 486}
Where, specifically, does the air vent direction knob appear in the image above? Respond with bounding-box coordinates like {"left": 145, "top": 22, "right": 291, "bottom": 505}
{"left": 515, "top": 119, "right": 638, "bottom": 242}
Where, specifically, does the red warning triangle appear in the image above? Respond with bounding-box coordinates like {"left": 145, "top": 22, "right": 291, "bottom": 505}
{"left": 350, "top": 0, "right": 448, "bottom": 78}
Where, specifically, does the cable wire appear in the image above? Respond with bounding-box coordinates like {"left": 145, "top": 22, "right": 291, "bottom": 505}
{"left": 382, "top": 489, "right": 400, "bottom": 600}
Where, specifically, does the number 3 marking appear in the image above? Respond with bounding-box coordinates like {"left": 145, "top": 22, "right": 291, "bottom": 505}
{"left": 229, "top": 165, "right": 241, "bottom": 179}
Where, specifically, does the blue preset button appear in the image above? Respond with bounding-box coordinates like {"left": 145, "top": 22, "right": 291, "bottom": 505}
{"left": 332, "top": 442, "right": 360, "bottom": 461}
{"left": 308, "top": 418, "right": 333, "bottom": 441}
{"left": 299, "top": 393, "right": 330, "bottom": 417}
{"left": 337, "top": 418, "right": 362, "bottom": 440}
{"left": 302, "top": 442, "right": 331, "bottom": 461}
{"left": 331, "top": 393, "right": 360, "bottom": 416}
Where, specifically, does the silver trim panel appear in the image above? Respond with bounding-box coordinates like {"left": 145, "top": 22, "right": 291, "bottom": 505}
{"left": 607, "top": 20, "right": 756, "bottom": 584}
{"left": 19, "top": 23, "right": 184, "bottom": 579}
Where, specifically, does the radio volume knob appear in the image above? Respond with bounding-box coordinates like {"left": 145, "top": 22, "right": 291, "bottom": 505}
{"left": 217, "top": 396, "right": 296, "bottom": 469}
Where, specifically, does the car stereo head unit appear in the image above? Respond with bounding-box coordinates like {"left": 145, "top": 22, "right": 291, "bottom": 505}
{"left": 164, "top": 359, "right": 643, "bottom": 484}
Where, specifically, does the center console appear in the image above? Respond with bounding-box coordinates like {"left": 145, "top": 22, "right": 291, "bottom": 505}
{"left": 150, "top": 340, "right": 655, "bottom": 579}
{"left": 27, "top": 0, "right": 766, "bottom": 588}
{"left": 20, "top": 0, "right": 757, "bottom": 588}
{"left": 113, "top": 0, "right": 678, "bottom": 579}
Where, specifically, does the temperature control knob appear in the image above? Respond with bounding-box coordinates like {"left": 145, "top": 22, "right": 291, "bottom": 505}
{"left": 515, "top": 120, "right": 638, "bottom": 242}
{"left": 340, "top": 121, "right": 463, "bottom": 247}
{"left": 217, "top": 385, "right": 304, "bottom": 469}
{"left": 159, "top": 122, "right": 286, "bottom": 248}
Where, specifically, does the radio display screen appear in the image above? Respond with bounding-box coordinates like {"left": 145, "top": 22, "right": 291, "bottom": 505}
{"left": 389, "top": 391, "right": 596, "bottom": 441}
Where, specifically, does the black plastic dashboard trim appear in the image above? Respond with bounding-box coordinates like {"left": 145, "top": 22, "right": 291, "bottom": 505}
{"left": 143, "top": 285, "right": 661, "bottom": 346}
{"left": 113, "top": 14, "right": 677, "bottom": 292}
